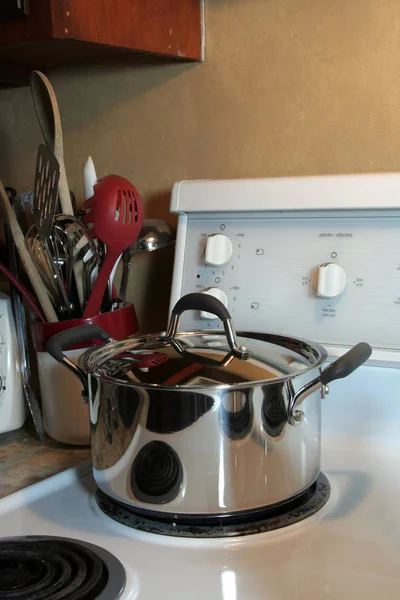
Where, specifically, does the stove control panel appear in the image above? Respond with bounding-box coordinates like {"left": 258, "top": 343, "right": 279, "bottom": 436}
{"left": 170, "top": 210, "right": 400, "bottom": 360}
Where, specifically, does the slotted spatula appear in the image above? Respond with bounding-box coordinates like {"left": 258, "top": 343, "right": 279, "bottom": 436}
{"left": 33, "top": 144, "right": 60, "bottom": 238}
{"left": 32, "top": 144, "right": 73, "bottom": 318}
{"left": 30, "top": 70, "right": 74, "bottom": 216}
{"left": 83, "top": 175, "right": 143, "bottom": 318}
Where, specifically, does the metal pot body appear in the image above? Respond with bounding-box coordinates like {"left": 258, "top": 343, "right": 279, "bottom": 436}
{"left": 46, "top": 293, "right": 371, "bottom": 518}
{"left": 87, "top": 367, "right": 322, "bottom": 516}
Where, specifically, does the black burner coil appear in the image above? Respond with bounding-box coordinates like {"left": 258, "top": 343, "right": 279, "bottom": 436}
{"left": 0, "top": 537, "right": 111, "bottom": 600}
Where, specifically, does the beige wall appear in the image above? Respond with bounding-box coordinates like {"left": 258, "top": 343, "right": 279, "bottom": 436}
{"left": 1, "top": 0, "right": 400, "bottom": 331}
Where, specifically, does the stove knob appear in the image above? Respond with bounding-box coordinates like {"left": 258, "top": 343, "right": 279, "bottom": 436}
{"left": 204, "top": 234, "right": 233, "bottom": 266}
{"left": 314, "top": 263, "right": 346, "bottom": 298}
{"left": 200, "top": 288, "right": 228, "bottom": 319}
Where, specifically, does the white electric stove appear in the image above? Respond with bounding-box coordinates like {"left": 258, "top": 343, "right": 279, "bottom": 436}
{"left": 1, "top": 173, "right": 399, "bottom": 600}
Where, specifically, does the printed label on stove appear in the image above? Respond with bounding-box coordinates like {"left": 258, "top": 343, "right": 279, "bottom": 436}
{"left": 318, "top": 232, "right": 354, "bottom": 237}
{"left": 322, "top": 308, "right": 337, "bottom": 317}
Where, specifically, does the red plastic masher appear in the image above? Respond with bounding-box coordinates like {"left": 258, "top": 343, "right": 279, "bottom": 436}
{"left": 83, "top": 175, "right": 143, "bottom": 318}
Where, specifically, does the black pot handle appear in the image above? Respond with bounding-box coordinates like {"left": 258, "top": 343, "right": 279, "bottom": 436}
{"left": 46, "top": 324, "right": 112, "bottom": 398}
{"left": 319, "top": 342, "right": 372, "bottom": 385}
{"left": 46, "top": 324, "right": 111, "bottom": 363}
{"left": 289, "top": 342, "right": 372, "bottom": 425}
{"left": 168, "top": 293, "right": 250, "bottom": 360}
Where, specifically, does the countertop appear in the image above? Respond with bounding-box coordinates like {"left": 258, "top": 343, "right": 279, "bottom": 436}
{"left": 0, "top": 420, "right": 91, "bottom": 499}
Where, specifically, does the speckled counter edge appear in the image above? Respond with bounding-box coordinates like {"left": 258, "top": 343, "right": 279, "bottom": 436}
{"left": 0, "top": 421, "right": 91, "bottom": 499}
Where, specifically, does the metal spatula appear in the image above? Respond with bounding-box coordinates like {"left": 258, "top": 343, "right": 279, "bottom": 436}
{"left": 33, "top": 145, "right": 73, "bottom": 318}
{"left": 33, "top": 144, "right": 60, "bottom": 238}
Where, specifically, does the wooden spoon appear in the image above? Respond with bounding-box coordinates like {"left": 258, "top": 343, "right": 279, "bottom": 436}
{"left": 30, "top": 70, "right": 74, "bottom": 216}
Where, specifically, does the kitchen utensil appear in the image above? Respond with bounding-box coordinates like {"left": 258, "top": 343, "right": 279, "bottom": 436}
{"left": 46, "top": 292, "right": 371, "bottom": 517}
{"left": 26, "top": 222, "right": 76, "bottom": 319}
{"left": 3, "top": 191, "right": 46, "bottom": 439}
{"left": 119, "top": 219, "right": 175, "bottom": 305}
{"left": 30, "top": 70, "right": 74, "bottom": 216}
{"left": 82, "top": 156, "right": 114, "bottom": 310}
{"left": 31, "top": 144, "right": 72, "bottom": 318}
{"left": 83, "top": 175, "right": 143, "bottom": 318}
{"left": 13, "top": 191, "right": 34, "bottom": 235}
{"left": 82, "top": 156, "right": 98, "bottom": 304}
{"left": 0, "top": 182, "right": 58, "bottom": 322}
{"left": 33, "top": 144, "right": 60, "bottom": 238}
{"left": 0, "top": 248, "right": 46, "bottom": 440}
{"left": 82, "top": 159, "right": 120, "bottom": 310}
{"left": 54, "top": 213, "right": 99, "bottom": 312}
{"left": 26, "top": 214, "right": 98, "bottom": 319}
{"left": 83, "top": 156, "right": 97, "bottom": 200}
{"left": 26, "top": 230, "right": 61, "bottom": 296}
{"left": 82, "top": 251, "right": 99, "bottom": 306}
{"left": 32, "top": 303, "right": 138, "bottom": 445}
{"left": 0, "top": 261, "right": 45, "bottom": 323}
{"left": 8, "top": 285, "right": 45, "bottom": 439}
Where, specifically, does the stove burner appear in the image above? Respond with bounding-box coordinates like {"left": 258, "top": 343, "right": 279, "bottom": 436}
{"left": 96, "top": 472, "right": 330, "bottom": 538}
{"left": 0, "top": 536, "right": 126, "bottom": 600}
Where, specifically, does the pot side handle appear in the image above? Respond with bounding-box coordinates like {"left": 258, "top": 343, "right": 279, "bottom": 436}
{"left": 319, "top": 342, "right": 372, "bottom": 385}
{"left": 288, "top": 342, "right": 372, "bottom": 425}
{"left": 46, "top": 324, "right": 112, "bottom": 396}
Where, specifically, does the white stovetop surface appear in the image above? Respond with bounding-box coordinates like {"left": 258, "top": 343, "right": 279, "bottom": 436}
{"left": 1, "top": 366, "right": 400, "bottom": 599}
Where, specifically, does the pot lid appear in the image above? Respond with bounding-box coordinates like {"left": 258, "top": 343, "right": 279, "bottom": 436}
{"left": 82, "top": 330, "right": 325, "bottom": 389}
{"left": 81, "top": 294, "right": 326, "bottom": 389}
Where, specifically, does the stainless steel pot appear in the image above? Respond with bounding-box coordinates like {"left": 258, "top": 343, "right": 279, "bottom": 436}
{"left": 47, "top": 293, "right": 371, "bottom": 520}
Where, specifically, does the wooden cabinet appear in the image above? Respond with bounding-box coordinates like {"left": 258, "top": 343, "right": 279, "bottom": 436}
{"left": 0, "top": 0, "right": 203, "bottom": 84}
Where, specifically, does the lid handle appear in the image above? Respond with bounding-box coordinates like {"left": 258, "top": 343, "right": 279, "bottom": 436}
{"left": 168, "top": 293, "right": 250, "bottom": 360}
{"left": 172, "top": 293, "right": 231, "bottom": 321}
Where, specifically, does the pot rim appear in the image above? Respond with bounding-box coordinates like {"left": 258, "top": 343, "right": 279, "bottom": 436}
{"left": 79, "top": 330, "right": 329, "bottom": 391}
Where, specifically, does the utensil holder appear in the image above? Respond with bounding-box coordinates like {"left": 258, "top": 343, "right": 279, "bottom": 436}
{"left": 31, "top": 304, "right": 138, "bottom": 445}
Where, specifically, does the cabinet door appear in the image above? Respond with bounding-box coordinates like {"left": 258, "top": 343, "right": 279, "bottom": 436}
{"left": 0, "top": 0, "right": 202, "bottom": 84}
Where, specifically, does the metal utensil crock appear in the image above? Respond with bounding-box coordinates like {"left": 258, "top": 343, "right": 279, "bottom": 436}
{"left": 47, "top": 293, "right": 371, "bottom": 519}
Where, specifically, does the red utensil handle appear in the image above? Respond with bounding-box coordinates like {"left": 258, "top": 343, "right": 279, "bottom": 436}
{"left": 83, "top": 251, "right": 118, "bottom": 318}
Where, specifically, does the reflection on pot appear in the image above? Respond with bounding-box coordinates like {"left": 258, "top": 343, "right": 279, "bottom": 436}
{"left": 219, "top": 389, "right": 253, "bottom": 440}
{"left": 131, "top": 441, "right": 183, "bottom": 504}
{"left": 261, "top": 384, "right": 288, "bottom": 438}
{"left": 145, "top": 390, "right": 214, "bottom": 434}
